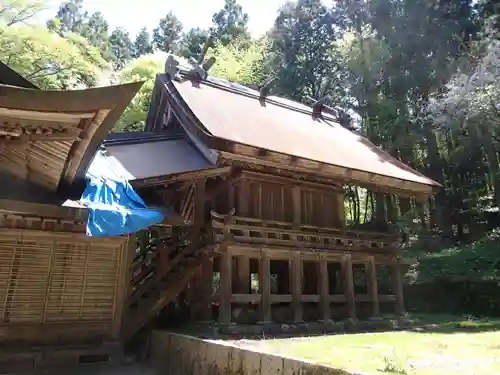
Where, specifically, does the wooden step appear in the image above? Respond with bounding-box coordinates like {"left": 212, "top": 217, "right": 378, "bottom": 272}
{"left": 123, "top": 263, "right": 202, "bottom": 339}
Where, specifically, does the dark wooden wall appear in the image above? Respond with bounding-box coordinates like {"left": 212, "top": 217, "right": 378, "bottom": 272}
{"left": 214, "top": 172, "right": 345, "bottom": 227}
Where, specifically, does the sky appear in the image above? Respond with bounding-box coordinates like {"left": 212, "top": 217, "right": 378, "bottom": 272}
{"left": 39, "top": 0, "right": 289, "bottom": 38}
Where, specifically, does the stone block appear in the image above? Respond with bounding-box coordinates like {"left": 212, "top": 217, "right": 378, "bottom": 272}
{"left": 261, "top": 354, "right": 284, "bottom": 375}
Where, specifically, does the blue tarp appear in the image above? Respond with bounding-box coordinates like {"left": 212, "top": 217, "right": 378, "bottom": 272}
{"left": 81, "top": 150, "right": 165, "bottom": 237}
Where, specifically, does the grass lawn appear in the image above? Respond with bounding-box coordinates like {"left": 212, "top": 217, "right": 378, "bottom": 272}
{"left": 250, "top": 315, "right": 500, "bottom": 375}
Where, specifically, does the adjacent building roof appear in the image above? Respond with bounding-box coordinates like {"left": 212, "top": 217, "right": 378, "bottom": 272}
{"left": 0, "top": 62, "right": 38, "bottom": 89}
{"left": 160, "top": 74, "right": 440, "bottom": 195}
{"left": 0, "top": 81, "right": 143, "bottom": 193}
{"left": 88, "top": 132, "right": 215, "bottom": 183}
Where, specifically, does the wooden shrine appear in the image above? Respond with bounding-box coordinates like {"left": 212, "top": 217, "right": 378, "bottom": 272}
{"left": 0, "top": 78, "right": 142, "bottom": 370}
{"left": 101, "top": 66, "right": 440, "bottom": 338}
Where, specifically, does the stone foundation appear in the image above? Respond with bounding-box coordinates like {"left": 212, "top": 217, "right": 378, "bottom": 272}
{"left": 150, "top": 331, "right": 370, "bottom": 375}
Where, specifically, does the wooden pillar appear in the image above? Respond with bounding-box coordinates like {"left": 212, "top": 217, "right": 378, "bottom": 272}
{"left": 259, "top": 250, "right": 271, "bottom": 322}
{"left": 318, "top": 255, "right": 330, "bottom": 321}
{"left": 228, "top": 185, "right": 235, "bottom": 211}
{"left": 236, "top": 255, "right": 250, "bottom": 293}
{"left": 237, "top": 179, "right": 249, "bottom": 216}
{"left": 365, "top": 256, "right": 380, "bottom": 317}
{"left": 199, "top": 254, "right": 214, "bottom": 321}
{"left": 219, "top": 250, "right": 232, "bottom": 324}
{"left": 341, "top": 254, "right": 356, "bottom": 320}
{"left": 336, "top": 192, "right": 345, "bottom": 228}
{"left": 292, "top": 185, "right": 301, "bottom": 229}
{"left": 392, "top": 257, "right": 405, "bottom": 315}
{"left": 290, "top": 252, "right": 303, "bottom": 322}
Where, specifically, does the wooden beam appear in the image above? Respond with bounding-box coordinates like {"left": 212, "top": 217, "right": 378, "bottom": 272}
{"left": 242, "top": 170, "right": 343, "bottom": 192}
{"left": 290, "top": 252, "right": 303, "bottom": 322}
{"left": 366, "top": 256, "right": 380, "bottom": 317}
{"left": 204, "top": 168, "right": 243, "bottom": 202}
{"left": 219, "top": 151, "right": 437, "bottom": 196}
{"left": 259, "top": 249, "right": 271, "bottom": 323}
{"left": 63, "top": 109, "right": 110, "bottom": 185}
{"left": 0, "top": 199, "right": 87, "bottom": 221}
{"left": 318, "top": 255, "right": 330, "bottom": 321}
{"left": 341, "top": 254, "right": 356, "bottom": 320}
{"left": 132, "top": 167, "right": 232, "bottom": 188}
{"left": 0, "top": 107, "right": 95, "bottom": 122}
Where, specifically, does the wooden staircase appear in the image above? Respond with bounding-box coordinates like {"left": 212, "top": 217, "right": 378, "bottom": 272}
{"left": 123, "top": 225, "right": 212, "bottom": 340}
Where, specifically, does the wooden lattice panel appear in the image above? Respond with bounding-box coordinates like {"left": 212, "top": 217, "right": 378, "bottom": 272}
{"left": 0, "top": 228, "right": 129, "bottom": 344}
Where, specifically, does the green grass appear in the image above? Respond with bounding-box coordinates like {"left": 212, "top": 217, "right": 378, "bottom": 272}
{"left": 250, "top": 314, "right": 500, "bottom": 375}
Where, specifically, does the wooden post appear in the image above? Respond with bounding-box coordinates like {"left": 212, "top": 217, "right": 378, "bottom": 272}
{"left": 393, "top": 257, "right": 405, "bottom": 315}
{"left": 336, "top": 192, "right": 345, "bottom": 228}
{"left": 365, "top": 256, "right": 380, "bottom": 317}
{"left": 318, "top": 255, "right": 330, "bottom": 321}
{"left": 290, "top": 252, "right": 303, "bottom": 322}
{"left": 219, "top": 250, "right": 232, "bottom": 324}
{"left": 199, "top": 254, "right": 214, "bottom": 321}
{"left": 236, "top": 255, "right": 250, "bottom": 293}
{"left": 292, "top": 185, "right": 301, "bottom": 229}
{"left": 238, "top": 179, "right": 249, "bottom": 216}
{"left": 259, "top": 249, "right": 271, "bottom": 323}
{"left": 341, "top": 254, "right": 356, "bottom": 320}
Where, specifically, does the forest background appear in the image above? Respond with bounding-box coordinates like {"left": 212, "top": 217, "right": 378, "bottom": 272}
{"left": 2, "top": 0, "right": 500, "bottom": 299}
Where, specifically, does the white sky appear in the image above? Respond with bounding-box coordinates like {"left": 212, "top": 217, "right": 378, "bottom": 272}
{"left": 38, "top": 0, "right": 290, "bottom": 38}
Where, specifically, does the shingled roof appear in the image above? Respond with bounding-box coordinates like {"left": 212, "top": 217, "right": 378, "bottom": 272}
{"left": 152, "top": 73, "right": 439, "bottom": 196}
{"left": 0, "top": 81, "right": 143, "bottom": 193}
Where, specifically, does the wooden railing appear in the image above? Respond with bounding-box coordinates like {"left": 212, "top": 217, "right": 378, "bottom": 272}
{"left": 128, "top": 226, "right": 207, "bottom": 307}
{"left": 211, "top": 211, "right": 399, "bottom": 253}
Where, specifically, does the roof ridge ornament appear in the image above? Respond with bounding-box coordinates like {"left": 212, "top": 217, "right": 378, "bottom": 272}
{"left": 165, "top": 55, "right": 180, "bottom": 80}
{"left": 259, "top": 77, "right": 278, "bottom": 100}
{"left": 186, "top": 36, "right": 216, "bottom": 81}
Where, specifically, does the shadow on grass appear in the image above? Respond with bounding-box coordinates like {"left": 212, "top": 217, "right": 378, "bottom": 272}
{"left": 174, "top": 313, "right": 500, "bottom": 341}
{"left": 404, "top": 313, "right": 500, "bottom": 334}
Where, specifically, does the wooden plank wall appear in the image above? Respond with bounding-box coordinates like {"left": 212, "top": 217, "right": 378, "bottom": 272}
{"left": 0, "top": 228, "right": 129, "bottom": 346}
{"left": 231, "top": 174, "right": 344, "bottom": 227}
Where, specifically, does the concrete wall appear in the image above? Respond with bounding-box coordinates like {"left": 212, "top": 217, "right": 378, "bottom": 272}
{"left": 150, "top": 331, "right": 366, "bottom": 375}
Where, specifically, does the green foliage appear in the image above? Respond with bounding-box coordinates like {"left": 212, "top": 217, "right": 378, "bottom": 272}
{"left": 211, "top": 0, "right": 250, "bottom": 47}
{"left": 0, "top": 0, "right": 44, "bottom": 26}
{"left": 405, "top": 230, "right": 500, "bottom": 282}
{"left": 109, "top": 27, "right": 134, "bottom": 69}
{"left": 269, "top": 0, "right": 340, "bottom": 100}
{"left": 133, "top": 27, "right": 153, "bottom": 58}
{"left": 114, "top": 52, "right": 166, "bottom": 132}
{"left": 208, "top": 38, "right": 271, "bottom": 85}
{"left": 152, "top": 12, "right": 183, "bottom": 53}
{"left": 0, "top": 25, "right": 108, "bottom": 89}
{"left": 180, "top": 27, "right": 209, "bottom": 60}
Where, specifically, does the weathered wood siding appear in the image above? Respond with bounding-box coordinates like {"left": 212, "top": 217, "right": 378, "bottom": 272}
{"left": 0, "top": 220, "right": 130, "bottom": 347}
{"left": 229, "top": 172, "right": 344, "bottom": 227}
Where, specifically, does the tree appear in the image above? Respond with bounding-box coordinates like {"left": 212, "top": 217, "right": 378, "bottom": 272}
{"left": 133, "top": 27, "right": 153, "bottom": 58}
{"left": 152, "top": 12, "right": 183, "bottom": 53}
{"left": 211, "top": 0, "right": 249, "bottom": 46}
{"left": 115, "top": 52, "right": 166, "bottom": 132}
{"left": 208, "top": 38, "right": 271, "bottom": 85}
{"left": 268, "top": 0, "right": 340, "bottom": 99}
{"left": 0, "top": 24, "right": 108, "bottom": 89}
{"left": 180, "top": 27, "right": 209, "bottom": 60}
{"left": 47, "top": 0, "right": 86, "bottom": 33}
{"left": 0, "top": 0, "right": 45, "bottom": 26}
{"left": 47, "top": 3, "right": 113, "bottom": 62}
{"left": 109, "top": 27, "right": 134, "bottom": 70}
